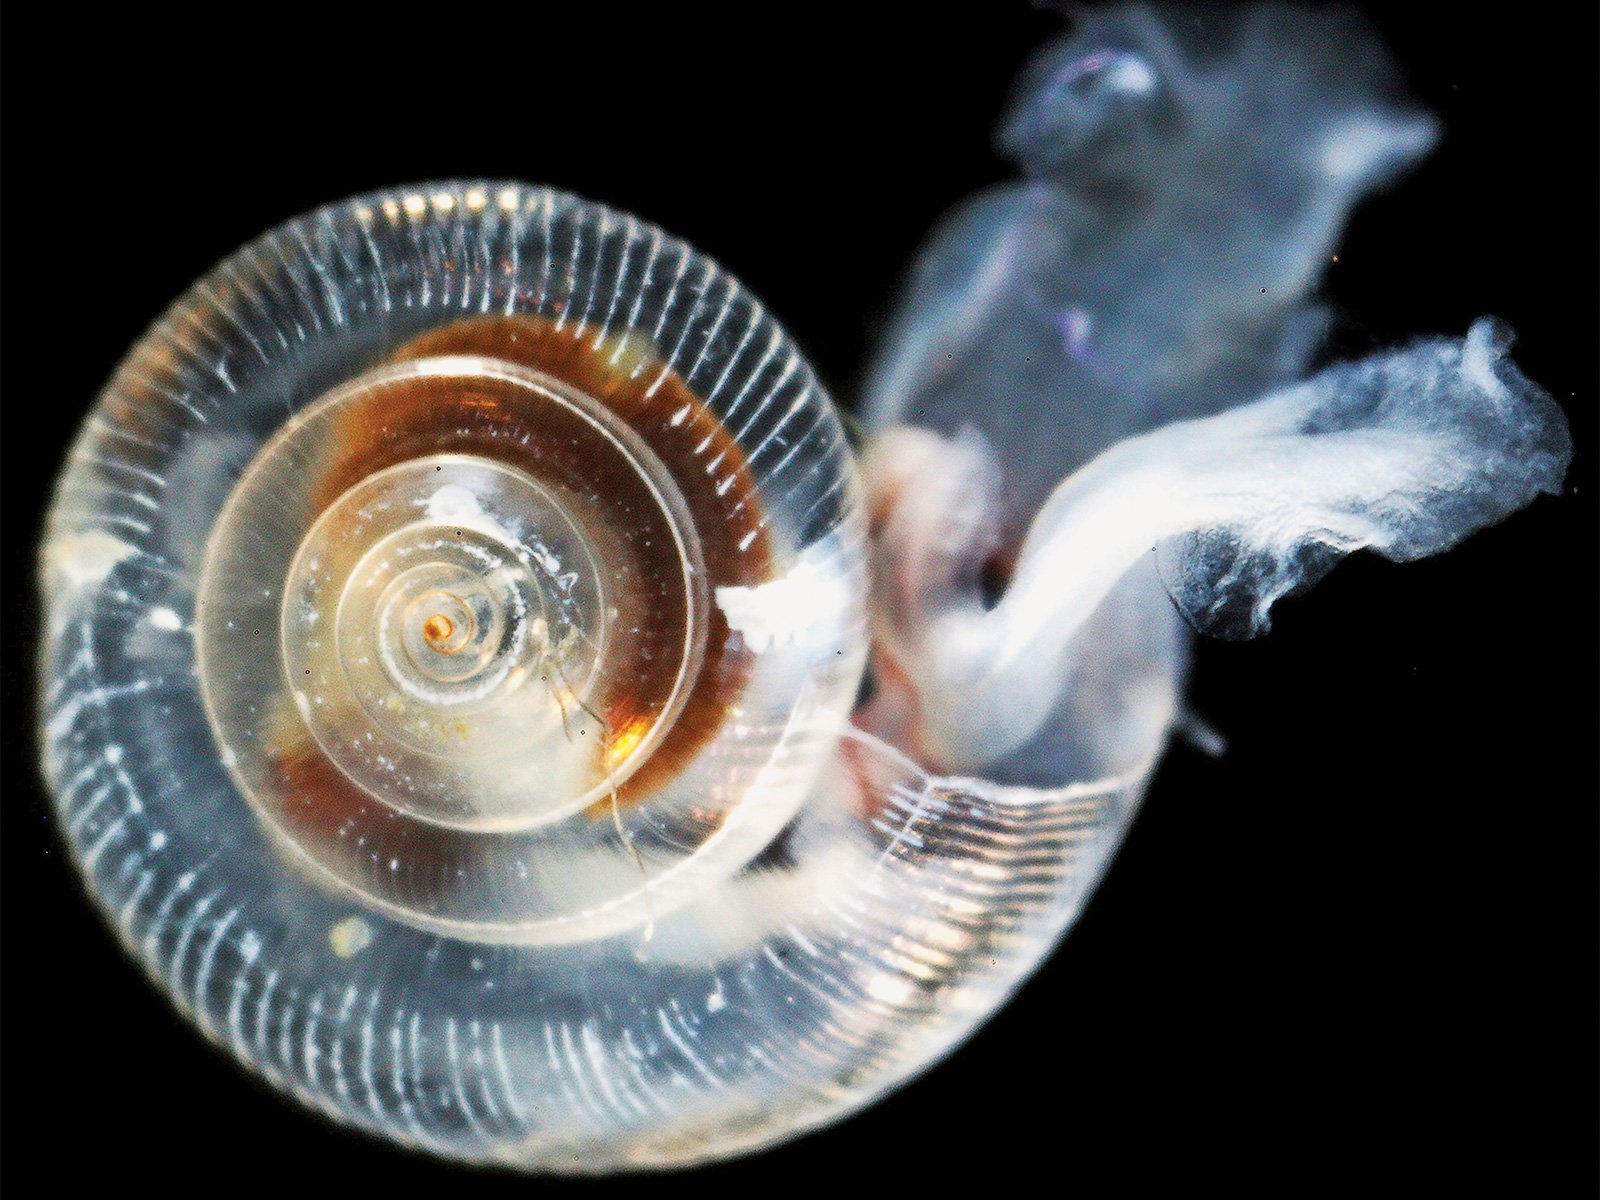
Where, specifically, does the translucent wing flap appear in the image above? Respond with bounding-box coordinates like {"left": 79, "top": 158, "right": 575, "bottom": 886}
{"left": 1151, "top": 318, "right": 1572, "bottom": 637}
{"left": 869, "top": 319, "right": 1569, "bottom": 765}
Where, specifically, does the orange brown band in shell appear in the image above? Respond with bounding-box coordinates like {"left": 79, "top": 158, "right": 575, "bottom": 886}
{"left": 385, "top": 314, "right": 774, "bottom": 812}
{"left": 261, "top": 311, "right": 776, "bottom": 890}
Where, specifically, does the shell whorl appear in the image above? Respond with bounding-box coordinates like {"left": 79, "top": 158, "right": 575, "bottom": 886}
{"left": 193, "top": 341, "right": 859, "bottom": 944}
{"left": 37, "top": 183, "right": 1148, "bottom": 1170}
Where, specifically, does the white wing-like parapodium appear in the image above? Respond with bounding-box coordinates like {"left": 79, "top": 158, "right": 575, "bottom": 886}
{"left": 871, "top": 319, "right": 1569, "bottom": 768}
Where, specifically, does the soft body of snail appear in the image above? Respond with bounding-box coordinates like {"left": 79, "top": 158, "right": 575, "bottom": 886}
{"left": 36, "top": 5, "right": 1570, "bottom": 1175}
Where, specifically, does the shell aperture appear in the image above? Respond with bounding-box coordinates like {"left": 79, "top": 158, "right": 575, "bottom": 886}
{"left": 35, "top": 5, "right": 1572, "bottom": 1177}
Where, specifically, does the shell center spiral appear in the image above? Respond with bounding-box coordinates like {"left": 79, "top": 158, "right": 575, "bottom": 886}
{"left": 280, "top": 452, "right": 615, "bottom": 831}
{"left": 199, "top": 357, "right": 709, "bottom": 856}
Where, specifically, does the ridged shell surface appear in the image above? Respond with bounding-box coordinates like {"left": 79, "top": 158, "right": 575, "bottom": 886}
{"left": 38, "top": 183, "right": 1150, "bottom": 1170}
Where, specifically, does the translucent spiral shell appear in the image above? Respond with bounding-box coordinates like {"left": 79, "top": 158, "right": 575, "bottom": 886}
{"left": 38, "top": 183, "right": 1148, "bottom": 1170}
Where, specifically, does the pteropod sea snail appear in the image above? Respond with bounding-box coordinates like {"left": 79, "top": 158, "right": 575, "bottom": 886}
{"left": 31, "top": 5, "right": 1576, "bottom": 1176}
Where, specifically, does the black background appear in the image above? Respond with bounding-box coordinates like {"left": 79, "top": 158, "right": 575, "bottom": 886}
{"left": 4, "top": 2, "right": 1595, "bottom": 1193}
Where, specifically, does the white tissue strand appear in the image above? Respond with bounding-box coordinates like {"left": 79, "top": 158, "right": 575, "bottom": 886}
{"left": 902, "top": 318, "right": 1569, "bottom": 768}
{"left": 998, "top": 317, "right": 1570, "bottom": 662}
{"left": 716, "top": 553, "right": 853, "bottom": 654}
